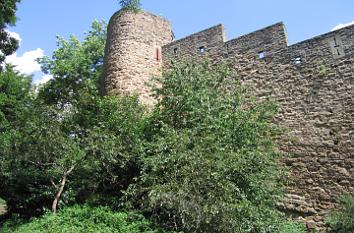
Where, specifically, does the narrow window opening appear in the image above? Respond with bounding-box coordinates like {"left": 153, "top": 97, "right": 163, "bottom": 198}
{"left": 199, "top": 46, "right": 206, "bottom": 54}
{"left": 329, "top": 36, "right": 345, "bottom": 58}
{"left": 337, "top": 48, "right": 341, "bottom": 56}
{"left": 173, "top": 48, "right": 178, "bottom": 55}
{"left": 293, "top": 56, "right": 302, "bottom": 65}
{"left": 156, "top": 48, "right": 161, "bottom": 61}
{"left": 258, "top": 51, "right": 265, "bottom": 59}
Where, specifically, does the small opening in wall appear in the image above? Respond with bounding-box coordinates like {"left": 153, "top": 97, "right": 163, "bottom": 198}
{"left": 336, "top": 48, "right": 341, "bottom": 56}
{"left": 293, "top": 56, "right": 302, "bottom": 65}
{"left": 199, "top": 46, "right": 206, "bottom": 54}
{"left": 156, "top": 48, "right": 161, "bottom": 61}
{"left": 258, "top": 51, "right": 265, "bottom": 59}
{"left": 173, "top": 48, "right": 178, "bottom": 55}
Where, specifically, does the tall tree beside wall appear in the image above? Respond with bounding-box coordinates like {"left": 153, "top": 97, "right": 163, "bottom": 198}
{"left": 0, "top": 21, "right": 146, "bottom": 218}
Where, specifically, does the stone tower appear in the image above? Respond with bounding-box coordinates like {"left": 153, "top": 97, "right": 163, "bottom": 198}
{"left": 102, "top": 9, "right": 173, "bottom": 106}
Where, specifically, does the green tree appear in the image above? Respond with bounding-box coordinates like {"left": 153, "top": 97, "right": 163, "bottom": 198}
{"left": 37, "top": 20, "right": 106, "bottom": 111}
{"left": 1, "top": 103, "right": 85, "bottom": 216}
{"left": 0, "top": 65, "right": 31, "bottom": 200}
{"left": 0, "top": 0, "right": 21, "bottom": 68}
{"left": 0, "top": 95, "right": 146, "bottom": 217}
{"left": 0, "top": 21, "right": 146, "bottom": 217}
{"left": 0, "top": 20, "right": 109, "bottom": 217}
{"left": 126, "top": 61, "right": 286, "bottom": 233}
{"left": 36, "top": 20, "right": 145, "bottom": 210}
{"left": 0, "top": 65, "right": 31, "bottom": 132}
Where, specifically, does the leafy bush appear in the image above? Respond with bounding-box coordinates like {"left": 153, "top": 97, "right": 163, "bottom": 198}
{"left": 126, "top": 61, "right": 286, "bottom": 232}
{"left": 0, "top": 205, "right": 179, "bottom": 233}
{"left": 0, "top": 94, "right": 146, "bottom": 217}
{"left": 326, "top": 193, "right": 354, "bottom": 233}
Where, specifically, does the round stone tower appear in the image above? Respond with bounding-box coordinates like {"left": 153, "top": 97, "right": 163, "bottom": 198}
{"left": 102, "top": 10, "right": 173, "bottom": 107}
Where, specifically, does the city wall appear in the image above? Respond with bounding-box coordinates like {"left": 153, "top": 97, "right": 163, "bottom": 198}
{"left": 104, "top": 10, "right": 354, "bottom": 231}
{"left": 163, "top": 22, "right": 353, "bottom": 230}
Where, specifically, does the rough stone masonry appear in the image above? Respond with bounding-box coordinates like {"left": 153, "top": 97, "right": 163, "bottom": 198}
{"left": 103, "top": 9, "right": 354, "bottom": 231}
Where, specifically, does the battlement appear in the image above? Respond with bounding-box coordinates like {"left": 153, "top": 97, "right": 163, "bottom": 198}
{"left": 163, "top": 24, "right": 226, "bottom": 60}
{"left": 286, "top": 24, "right": 353, "bottom": 64}
{"left": 163, "top": 21, "right": 353, "bottom": 66}
{"left": 224, "top": 22, "right": 288, "bottom": 56}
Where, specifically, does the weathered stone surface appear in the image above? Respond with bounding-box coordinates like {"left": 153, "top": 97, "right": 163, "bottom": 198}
{"left": 103, "top": 11, "right": 354, "bottom": 232}
{"left": 103, "top": 10, "right": 173, "bottom": 107}
{"left": 307, "top": 220, "right": 317, "bottom": 230}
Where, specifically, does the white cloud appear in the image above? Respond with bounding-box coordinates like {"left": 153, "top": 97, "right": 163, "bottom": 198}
{"left": 331, "top": 21, "right": 354, "bottom": 31}
{"left": 34, "top": 74, "right": 53, "bottom": 85}
{"left": 5, "top": 48, "right": 44, "bottom": 75}
{"left": 5, "top": 30, "right": 22, "bottom": 45}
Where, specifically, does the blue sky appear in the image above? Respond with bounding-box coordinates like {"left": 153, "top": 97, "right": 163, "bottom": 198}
{"left": 5, "top": 0, "right": 354, "bottom": 83}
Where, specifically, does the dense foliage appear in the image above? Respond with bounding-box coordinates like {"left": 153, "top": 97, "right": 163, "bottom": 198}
{"left": 123, "top": 61, "right": 286, "bottom": 232}
{"left": 0, "top": 205, "right": 179, "bottom": 233}
{"left": 0, "top": 21, "right": 303, "bottom": 232}
{"left": 0, "top": 21, "right": 146, "bottom": 217}
{"left": 0, "top": 65, "right": 31, "bottom": 137}
{"left": 326, "top": 193, "right": 354, "bottom": 233}
{"left": 0, "top": 0, "right": 21, "bottom": 67}
{"left": 38, "top": 20, "right": 106, "bottom": 108}
{"left": 0, "top": 66, "right": 32, "bottom": 210}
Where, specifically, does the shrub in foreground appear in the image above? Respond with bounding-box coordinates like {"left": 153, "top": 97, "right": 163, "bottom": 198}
{"left": 0, "top": 205, "right": 179, "bottom": 233}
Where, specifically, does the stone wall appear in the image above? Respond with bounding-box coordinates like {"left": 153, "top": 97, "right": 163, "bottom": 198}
{"left": 162, "top": 23, "right": 354, "bottom": 231}
{"left": 102, "top": 10, "right": 173, "bottom": 107}
{"left": 103, "top": 10, "right": 353, "bottom": 231}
